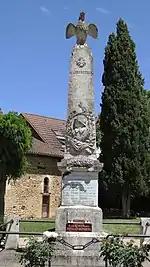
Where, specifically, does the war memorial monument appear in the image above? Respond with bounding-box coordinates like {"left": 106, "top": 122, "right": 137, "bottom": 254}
{"left": 52, "top": 12, "right": 103, "bottom": 267}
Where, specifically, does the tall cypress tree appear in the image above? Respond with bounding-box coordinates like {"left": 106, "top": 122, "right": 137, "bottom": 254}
{"left": 100, "top": 18, "right": 150, "bottom": 217}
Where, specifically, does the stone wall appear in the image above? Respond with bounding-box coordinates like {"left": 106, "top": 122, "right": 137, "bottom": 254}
{"left": 5, "top": 154, "right": 62, "bottom": 219}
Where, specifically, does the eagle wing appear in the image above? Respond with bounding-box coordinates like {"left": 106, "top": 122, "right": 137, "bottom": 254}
{"left": 88, "top": 24, "right": 98, "bottom": 39}
{"left": 66, "top": 23, "right": 76, "bottom": 39}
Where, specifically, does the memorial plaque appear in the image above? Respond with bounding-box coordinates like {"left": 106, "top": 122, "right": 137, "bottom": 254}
{"left": 66, "top": 221, "right": 92, "bottom": 232}
{"left": 62, "top": 171, "right": 98, "bottom": 206}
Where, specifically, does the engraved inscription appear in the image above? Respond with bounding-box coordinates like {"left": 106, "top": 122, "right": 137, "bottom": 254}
{"left": 66, "top": 222, "right": 92, "bottom": 232}
{"left": 71, "top": 71, "right": 93, "bottom": 74}
{"left": 62, "top": 177, "right": 98, "bottom": 206}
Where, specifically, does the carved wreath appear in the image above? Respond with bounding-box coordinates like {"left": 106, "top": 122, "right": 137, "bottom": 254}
{"left": 66, "top": 103, "right": 95, "bottom": 154}
{"left": 76, "top": 57, "right": 86, "bottom": 68}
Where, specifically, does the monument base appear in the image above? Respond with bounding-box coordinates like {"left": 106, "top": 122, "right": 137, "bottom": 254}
{"left": 51, "top": 253, "right": 100, "bottom": 267}
{"left": 52, "top": 205, "right": 103, "bottom": 267}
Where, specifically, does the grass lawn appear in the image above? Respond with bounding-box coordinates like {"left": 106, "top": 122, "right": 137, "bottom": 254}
{"left": 103, "top": 218, "right": 141, "bottom": 235}
{"left": 20, "top": 221, "right": 55, "bottom": 236}
{"left": 19, "top": 218, "right": 141, "bottom": 236}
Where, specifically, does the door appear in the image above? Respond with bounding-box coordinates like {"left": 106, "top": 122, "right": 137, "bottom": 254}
{"left": 42, "top": 195, "right": 50, "bottom": 218}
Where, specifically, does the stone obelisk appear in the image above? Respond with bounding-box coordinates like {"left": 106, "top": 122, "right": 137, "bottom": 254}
{"left": 52, "top": 12, "right": 103, "bottom": 267}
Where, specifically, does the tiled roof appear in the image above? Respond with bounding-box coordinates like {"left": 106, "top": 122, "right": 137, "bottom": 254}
{"left": 21, "top": 113, "right": 66, "bottom": 158}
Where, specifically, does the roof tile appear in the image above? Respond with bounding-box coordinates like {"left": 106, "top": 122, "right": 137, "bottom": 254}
{"left": 21, "top": 113, "right": 66, "bottom": 157}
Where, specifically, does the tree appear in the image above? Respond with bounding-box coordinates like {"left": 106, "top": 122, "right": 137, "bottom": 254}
{"left": 99, "top": 18, "right": 150, "bottom": 217}
{"left": 96, "top": 113, "right": 101, "bottom": 148}
{"left": 0, "top": 112, "right": 32, "bottom": 221}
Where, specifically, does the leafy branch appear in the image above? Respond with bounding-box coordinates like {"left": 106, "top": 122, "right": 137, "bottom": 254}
{"left": 100, "top": 237, "right": 150, "bottom": 267}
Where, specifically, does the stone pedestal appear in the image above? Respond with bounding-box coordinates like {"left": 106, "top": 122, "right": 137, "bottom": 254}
{"left": 52, "top": 206, "right": 102, "bottom": 267}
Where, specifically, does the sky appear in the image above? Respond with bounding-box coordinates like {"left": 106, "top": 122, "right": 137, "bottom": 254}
{"left": 0, "top": 0, "right": 150, "bottom": 119}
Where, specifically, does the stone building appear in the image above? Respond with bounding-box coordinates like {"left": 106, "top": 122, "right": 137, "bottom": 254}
{"left": 5, "top": 112, "right": 66, "bottom": 219}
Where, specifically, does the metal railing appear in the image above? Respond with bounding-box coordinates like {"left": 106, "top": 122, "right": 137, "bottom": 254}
{"left": 0, "top": 219, "right": 14, "bottom": 250}
{"left": 19, "top": 219, "right": 55, "bottom": 223}
{"left": 0, "top": 219, "right": 148, "bottom": 266}
{"left": 19, "top": 219, "right": 141, "bottom": 224}
{"left": 1, "top": 231, "right": 150, "bottom": 266}
{"left": 0, "top": 228, "right": 150, "bottom": 266}
{"left": 103, "top": 221, "right": 141, "bottom": 225}
{"left": 19, "top": 219, "right": 142, "bottom": 231}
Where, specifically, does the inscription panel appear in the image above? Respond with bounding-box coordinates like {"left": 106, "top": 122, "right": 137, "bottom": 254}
{"left": 66, "top": 222, "right": 92, "bottom": 232}
{"left": 71, "top": 71, "right": 93, "bottom": 74}
{"left": 61, "top": 172, "right": 98, "bottom": 206}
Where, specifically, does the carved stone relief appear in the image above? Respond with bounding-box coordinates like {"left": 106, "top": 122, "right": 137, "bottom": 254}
{"left": 76, "top": 57, "right": 86, "bottom": 68}
{"left": 66, "top": 102, "right": 96, "bottom": 155}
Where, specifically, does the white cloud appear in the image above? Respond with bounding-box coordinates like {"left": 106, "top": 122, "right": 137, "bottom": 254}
{"left": 96, "top": 7, "right": 110, "bottom": 14}
{"left": 39, "top": 6, "right": 50, "bottom": 14}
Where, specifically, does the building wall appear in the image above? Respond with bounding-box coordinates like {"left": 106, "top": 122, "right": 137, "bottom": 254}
{"left": 5, "top": 154, "right": 62, "bottom": 219}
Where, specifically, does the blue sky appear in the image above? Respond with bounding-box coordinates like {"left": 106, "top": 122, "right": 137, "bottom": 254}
{"left": 0, "top": 0, "right": 150, "bottom": 119}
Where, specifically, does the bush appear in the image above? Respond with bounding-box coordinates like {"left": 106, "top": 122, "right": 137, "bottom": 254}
{"left": 100, "top": 237, "right": 150, "bottom": 267}
{"left": 19, "top": 237, "right": 55, "bottom": 267}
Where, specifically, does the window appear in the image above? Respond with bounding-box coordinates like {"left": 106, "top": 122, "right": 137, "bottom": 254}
{"left": 43, "top": 177, "right": 49, "bottom": 194}
{"left": 42, "top": 177, "right": 50, "bottom": 218}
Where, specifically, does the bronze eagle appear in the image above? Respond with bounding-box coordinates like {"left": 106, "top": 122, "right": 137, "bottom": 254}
{"left": 66, "top": 12, "right": 98, "bottom": 45}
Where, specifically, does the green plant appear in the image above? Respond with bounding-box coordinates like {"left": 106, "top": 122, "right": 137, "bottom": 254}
{"left": 99, "top": 18, "right": 150, "bottom": 217}
{"left": 100, "top": 237, "right": 124, "bottom": 266}
{"left": 0, "top": 111, "right": 32, "bottom": 218}
{"left": 100, "top": 237, "right": 150, "bottom": 267}
{"left": 19, "top": 237, "right": 55, "bottom": 267}
{"left": 122, "top": 242, "right": 150, "bottom": 267}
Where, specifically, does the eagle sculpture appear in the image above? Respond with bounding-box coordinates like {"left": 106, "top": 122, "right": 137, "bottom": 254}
{"left": 66, "top": 12, "right": 98, "bottom": 45}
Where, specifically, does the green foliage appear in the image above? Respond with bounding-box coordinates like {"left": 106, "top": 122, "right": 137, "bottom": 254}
{"left": 96, "top": 113, "right": 101, "bottom": 148}
{"left": 100, "top": 237, "right": 124, "bottom": 266}
{"left": 100, "top": 237, "right": 150, "bottom": 267}
{"left": 99, "top": 18, "right": 150, "bottom": 212}
{"left": 0, "top": 112, "right": 32, "bottom": 179}
{"left": 20, "top": 237, "right": 55, "bottom": 267}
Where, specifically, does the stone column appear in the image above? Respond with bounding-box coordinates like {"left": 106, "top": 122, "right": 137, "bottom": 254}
{"left": 52, "top": 13, "right": 103, "bottom": 267}
{"left": 58, "top": 44, "right": 102, "bottom": 208}
{"left": 65, "top": 44, "right": 96, "bottom": 160}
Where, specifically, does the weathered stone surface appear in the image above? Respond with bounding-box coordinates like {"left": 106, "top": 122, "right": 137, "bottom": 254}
{"left": 61, "top": 171, "right": 98, "bottom": 206}
{"left": 58, "top": 155, "right": 102, "bottom": 172}
{"left": 5, "top": 155, "right": 61, "bottom": 218}
{"left": 141, "top": 217, "right": 150, "bottom": 244}
{"left": 54, "top": 205, "right": 102, "bottom": 266}
{"left": 66, "top": 12, "right": 98, "bottom": 45}
{"left": 5, "top": 216, "right": 19, "bottom": 250}
{"left": 55, "top": 205, "right": 102, "bottom": 233}
{"left": 0, "top": 250, "right": 21, "bottom": 267}
{"left": 63, "top": 44, "right": 99, "bottom": 170}
{"left": 51, "top": 254, "right": 102, "bottom": 267}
